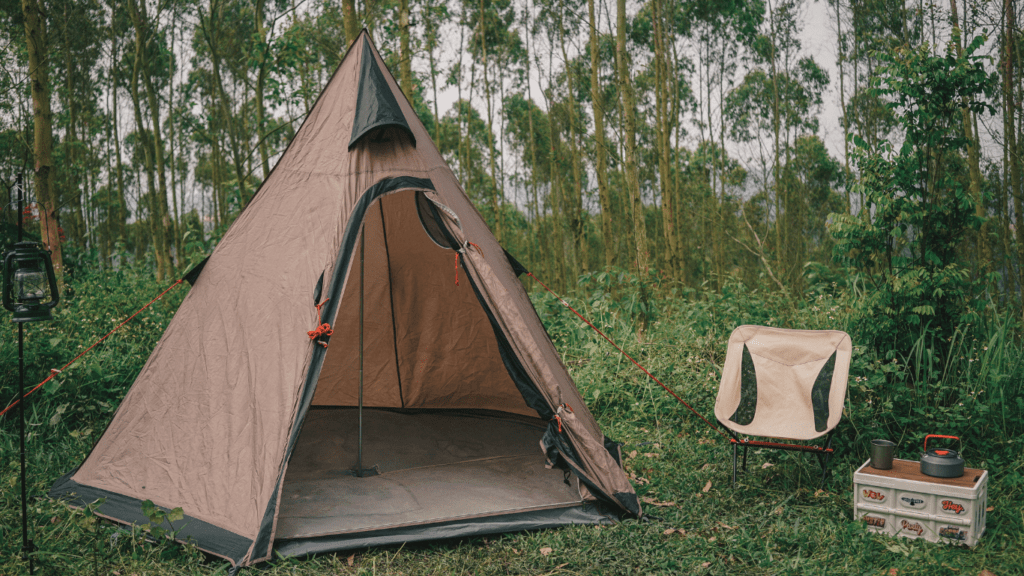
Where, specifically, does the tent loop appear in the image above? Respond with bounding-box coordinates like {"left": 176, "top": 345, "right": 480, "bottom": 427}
{"left": 453, "top": 242, "right": 483, "bottom": 286}
{"left": 552, "top": 403, "right": 573, "bottom": 433}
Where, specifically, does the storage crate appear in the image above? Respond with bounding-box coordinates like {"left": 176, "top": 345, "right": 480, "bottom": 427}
{"left": 853, "top": 458, "right": 987, "bottom": 546}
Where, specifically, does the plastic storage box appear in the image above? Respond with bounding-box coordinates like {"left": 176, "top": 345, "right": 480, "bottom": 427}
{"left": 853, "top": 458, "right": 987, "bottom": 546}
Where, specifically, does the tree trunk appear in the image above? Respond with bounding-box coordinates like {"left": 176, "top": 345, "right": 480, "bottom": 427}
{"left": 948, "top": 0, "right": 989, "bottom": 271}
{"left": 558, "top": 0, "right": 585, "bottom": 274}
{"left": 1005, "top": 0, "right": 1023, "bottom": 300}
{"left": 616, "top": 0, "right": 649, "bottom": 299}
{"left": 255, "top": 0, "right": 271, "bottom": 179}
{"left": 129, "top": 0, "right": 175, "bottom": 278}
{"left": 62, "top": 17, "right": 85, "bottom": 246}
{"left": 169, "top": 13, "right": 183, "bottom": 266}
{"left": 425, "top": 0, "right": 440, "bottom": 144}
{"left": 652, "top": 0, "right": 678, "bottom": 277}
{"left": 589, "top": 0, "right": 614, "bottom": 268}
{"left": 202, "top": 0, "right": 250, "bottom": 209}
{"left": 769, "top": 2, "right": 783, "bottom": 271}
{"left": 524, "top": 1, "right": 542, "bottom": 270}
{"left": 343, "top": 0, "right": 359, "bottom": 47}
{"left": 399, "top": 0, "right": 413, "bottom": 101}
{"left": 129, "top": 27, "right": 167, "bottom": 280}
{"left": 479, "top": 0, "right": 503, "bottom": 242}
{"left": 22, "top": 0, "right": 64, "bottom": 279}
{"left": 109, "top": 0, "right": 128, "bottom": 248}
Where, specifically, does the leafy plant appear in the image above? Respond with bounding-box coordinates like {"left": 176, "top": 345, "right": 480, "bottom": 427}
{"left": 830, "top": 35, "right": 997, "bottom": 366}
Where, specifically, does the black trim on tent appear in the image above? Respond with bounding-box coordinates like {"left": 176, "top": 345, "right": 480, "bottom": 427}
{"left": 49, "top": 470, "right": 252, "bottom": 564}
{"left": 504, "top": 249, "right": 529, "bottom": 277}
{"left": 460, "top": 260, "right": 639, "bottom": 518}
{"left": 183, "top": 256, "right": 209, "bottom": 286}
{"left": 273, "top": 503, "right": 613, "bottom": 559}
{"left": 250, "top": 176, "right": 435, "bottom": 563}
{"left": 313, "top": 271, "right": 325, "bottom": 305}
{"left": 349, "top": 37, "right": 415, "bottom": 150}
{"left": 453, "top": 247, "right": 551, "bottom": 420}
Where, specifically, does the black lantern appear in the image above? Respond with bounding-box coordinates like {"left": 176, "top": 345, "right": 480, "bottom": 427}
{"left": 3, "top": 241, "right": 59, "bottom": 323}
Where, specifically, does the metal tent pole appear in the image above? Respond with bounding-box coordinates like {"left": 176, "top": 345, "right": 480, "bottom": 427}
{"left": 346, "top": 223, "right": 377, "bottom": 478}
{"left": 357, "top": 225, "right": 365, "bottom": 477}
{"left": 16, "top": 174, "right": 35, "bottom": 574}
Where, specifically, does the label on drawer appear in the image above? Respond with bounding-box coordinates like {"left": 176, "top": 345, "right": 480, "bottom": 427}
{"left": 939, "top": 525, "right": 968, "bottom": 542}
{"left": 860, "top": 487, "right": 889, "bottom": 504}
{"left": 940, "top": 499, "right": 967, "bottom": 515}
{"left": 898, "top": 518, "right": 927, "bottom": 537}
{"left": 899, "top": 495, "right": 927, "bottom": 510}
{"left": 863, "top": 514, "right": 887, "bottom": 529}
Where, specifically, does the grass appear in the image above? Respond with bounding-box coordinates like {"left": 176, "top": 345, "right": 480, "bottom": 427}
{"left": 1, "top": 268, "right": 1022, "bottom": 575}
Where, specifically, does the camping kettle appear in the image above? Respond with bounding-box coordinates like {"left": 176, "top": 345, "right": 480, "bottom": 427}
{"left": 920, "top": 434, "right": 965, "bottom": 478}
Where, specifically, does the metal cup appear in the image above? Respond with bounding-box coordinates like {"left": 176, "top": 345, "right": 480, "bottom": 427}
{"left": 870, "top": 439, "right": 896, "bottom": 470}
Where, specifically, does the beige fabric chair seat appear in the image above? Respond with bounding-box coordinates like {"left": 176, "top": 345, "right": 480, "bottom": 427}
{"left": 715, "top": 325, "right": 852, "bottom": 440}
{"left": 714, "top": 325, "right": 852, "bottom": 487}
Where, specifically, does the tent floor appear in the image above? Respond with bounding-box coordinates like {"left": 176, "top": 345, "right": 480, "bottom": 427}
{"left": 276, "top": 408, "right": 585, "bottom": 540}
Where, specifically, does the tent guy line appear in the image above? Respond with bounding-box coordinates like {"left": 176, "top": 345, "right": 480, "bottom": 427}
{"left": 526, "top": 271, "right": 729, "bottom": 440}
{"left": 0, "top": 279, "right": 186, "bottom": 419}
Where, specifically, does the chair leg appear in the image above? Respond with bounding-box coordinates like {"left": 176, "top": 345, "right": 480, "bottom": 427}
{"left": 818, "top": 451, "right": 832, "bottom": 490}
{"left": 732, "top": 443, "right": 738, "bottom": 487}
{"left": 742, "top": 444, "right": 749, "bottom": 471}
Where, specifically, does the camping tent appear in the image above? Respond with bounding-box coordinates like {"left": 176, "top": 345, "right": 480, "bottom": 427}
{"left": 50, "top": 31, "right": 639, "bottom": 570}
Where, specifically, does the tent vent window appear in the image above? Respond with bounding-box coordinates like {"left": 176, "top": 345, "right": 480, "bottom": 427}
{"left": 416, "top": 191, "right": 454, "bottom": 249}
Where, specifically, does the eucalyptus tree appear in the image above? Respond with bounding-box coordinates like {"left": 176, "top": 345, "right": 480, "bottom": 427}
{"left": 48, "top": 0, "right": 104, "bottom": 247}
{"left": 464, "top": 0, "right": 521, "bottom": 242}
{"left": 726, "top": 0, "right": 830, "bottom": 287}
{"left": 19, "top": 0, "right": 64, "bottom": 276}
{"left": 126, "top": 0, "right": 176, "bottom": 279}
{"left": 615, "top": 0, "right": 647, "bottom": 282}
{"left": 680, "top": 0, "right": 761, "bottom": 285}
{"left": 534, "top": 0, "right": 587, "bottom": 275}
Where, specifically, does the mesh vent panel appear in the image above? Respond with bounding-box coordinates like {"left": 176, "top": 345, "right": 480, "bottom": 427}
{"left": 730, "top": 344, "right": 757, "bottom": 426}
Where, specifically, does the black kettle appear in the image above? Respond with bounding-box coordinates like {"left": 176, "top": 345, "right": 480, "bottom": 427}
{"left": 920, "top": 434, "right": 965, "bottom": 478}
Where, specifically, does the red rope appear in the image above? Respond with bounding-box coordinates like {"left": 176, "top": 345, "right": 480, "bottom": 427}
{"left": 307, "top": 298, "right": 334, "bottom": 347}
{"left": 527, "top": 272, "right": 727, "bottom": 438}
{"left": 1, "top": 279, "right": 186, "bottom": 419}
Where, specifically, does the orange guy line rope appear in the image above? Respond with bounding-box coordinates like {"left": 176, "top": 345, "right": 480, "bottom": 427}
{"left": 527, "top": 272, "right": 727, "bottom": 438}
{"left": 1, "top": 279, "right": 186, "bottom": 419}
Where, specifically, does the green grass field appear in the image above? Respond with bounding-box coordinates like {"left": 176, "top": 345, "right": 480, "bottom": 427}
{"left": 2, "top": 269, "right": 1021, "bottom": 575}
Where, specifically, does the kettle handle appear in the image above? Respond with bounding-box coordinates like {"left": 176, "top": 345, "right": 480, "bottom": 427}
{"left": 923, "top": 434, "right": 961, "bottom": 452}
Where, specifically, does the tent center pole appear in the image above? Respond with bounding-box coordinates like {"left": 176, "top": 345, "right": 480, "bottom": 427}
{"left": 358, "top": 225, "right": 365, "bottom": 476}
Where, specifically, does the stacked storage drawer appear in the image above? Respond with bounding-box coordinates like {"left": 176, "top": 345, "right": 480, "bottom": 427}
{"left": 853, "top": 459, "right": 987, "bottom": 546}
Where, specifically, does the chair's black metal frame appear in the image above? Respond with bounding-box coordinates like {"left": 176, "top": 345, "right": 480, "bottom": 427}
{"left": 718, "top": 420, "right": 836, "bottom": 489}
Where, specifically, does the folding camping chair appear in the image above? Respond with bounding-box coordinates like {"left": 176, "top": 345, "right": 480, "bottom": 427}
{"left": 713, "top": 325, "right": 852, "bottom": 488}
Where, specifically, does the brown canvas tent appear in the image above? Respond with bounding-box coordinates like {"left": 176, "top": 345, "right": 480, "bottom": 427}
{"left": 50, "top": 31, "right": 639, "bottom": 570}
